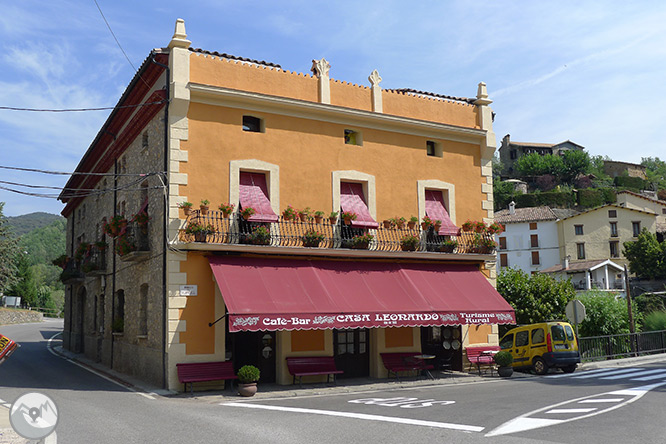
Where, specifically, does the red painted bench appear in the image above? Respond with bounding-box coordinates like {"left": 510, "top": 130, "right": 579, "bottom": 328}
{"left": 286, "top": 356, "right": 343, "bottom": 387}
{"left": 176, "top": 361, "right": 237, "bottom": 395}
{"left": 466, "top": 346, "right": 500, "bottom": 375}
{"left": 380, "top": 352, "right": 435, "bottom": 381}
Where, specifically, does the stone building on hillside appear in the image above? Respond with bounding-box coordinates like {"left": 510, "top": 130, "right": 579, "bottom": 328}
{"left": 498, "top": 134, "right": 584, "bottom": 178}
{"left": 58, "top": 19, "right": 515, "bottom": 390}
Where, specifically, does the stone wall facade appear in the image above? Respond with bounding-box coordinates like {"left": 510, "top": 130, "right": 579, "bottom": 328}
{"left": 0, "top": 309, "right": 43, "bottom": 325}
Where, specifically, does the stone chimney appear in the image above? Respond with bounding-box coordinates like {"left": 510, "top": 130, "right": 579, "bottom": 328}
{"left": 509, "top": 201, "right": 516, "bottom": 215}
{"left": 311, "top": 58, "right": 331, "bottom": 104}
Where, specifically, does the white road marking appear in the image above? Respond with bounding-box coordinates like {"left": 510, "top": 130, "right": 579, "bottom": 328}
{"left": 600, "top": 369, "right": 665, "bottom": 380}
{"left": 578, "top": 398, "right": 624, "bottom": 403}
{"left": 486, "top": 381, "right": 666, "bottom": 437}
{"left": 571, "top": 368, "right": 645, "bottom": 379}
{"left": 548, "top": 368, "right": 618, "bottom": 378}
{"left": 46, "top": 332, "right": 156, "bottom": 400}
{"left": 222, "top": 402, "right": 484, "bottom": 433}
{"left": 0, "top": 398, "right": 10, "bottom": 409}
{"left": 630, "top": 372, "right": 666, "bottom": 381}
{"left": 546, "top": 408, "right": 596, "bottom": 414}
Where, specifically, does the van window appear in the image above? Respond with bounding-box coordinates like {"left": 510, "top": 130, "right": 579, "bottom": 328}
{"left": 564, "top": 324, "right": 575, "bottom": 341}
{"left": 551, "top": 325, "right": 566, "bottom": 341}
{"left": 500, "top": 333, "right": 514, "bottom": 349}
{"left": 515, "top": 331, "right": 529, "bottom": 347}
{"left": 531, "top": 328, "right": 545, "bottom": 344}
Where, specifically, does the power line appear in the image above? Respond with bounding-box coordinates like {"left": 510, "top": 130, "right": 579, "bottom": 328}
{"left": 0, "top": 99, "right": 167, "bottom": 113}
{"left": 0, "top": 165, "right": 166, "bottom": 177}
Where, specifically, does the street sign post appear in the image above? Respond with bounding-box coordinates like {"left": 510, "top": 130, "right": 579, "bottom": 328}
{"left": 565, "top": 299, "right": 586, "bottom": 339}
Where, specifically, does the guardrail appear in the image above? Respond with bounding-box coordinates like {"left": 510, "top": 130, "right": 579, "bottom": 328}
{"left": 579, "top": 330, "right": 666, "bottom": 361}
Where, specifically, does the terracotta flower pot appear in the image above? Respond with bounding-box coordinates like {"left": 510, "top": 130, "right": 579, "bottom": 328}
{"left": 407, "top": 221, "right": 416, "bottom": 229}
{"left": 200, "top": 205, "right": 209, "bottom": 215}
{"left": 183, "top": 207, "right": 192, "bottom": 216}
{"left": 343, "top": 217, "right": 352, "bottom": 226}
{"left": 329, "top": 217, "right": 337, "bottom": 225}
{"left": 237, "top": 383, "right": 257, "bottom": 397}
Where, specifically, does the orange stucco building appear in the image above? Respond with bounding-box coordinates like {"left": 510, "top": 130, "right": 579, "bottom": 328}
{"left": 59, "top": 19, "right": 514, "bottom": 391}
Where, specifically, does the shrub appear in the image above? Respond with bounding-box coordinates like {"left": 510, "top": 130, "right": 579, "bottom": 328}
{"left": 494, "top": 350, "right": 513, "bottom": 367}
{"left": 237, "top": 365, "right": 260, "bottom": 383}
{"left": 577, "top": 291, "right": 638, "bottom": 336}
{"left": 535, "top": 174, "right": 557, "bottom": 191}
{"left": 615, "top": 175, "right": 646, "bottom": 190}
{"left": 578, "top": 189, "right": 605, "bottom": 208}
{"left": 642, "top": 311, "right": 666, "bottom": 332}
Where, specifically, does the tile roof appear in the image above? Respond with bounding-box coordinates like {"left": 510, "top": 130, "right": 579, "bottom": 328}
{"left": 557, "top": 203, "right": 657, "bottom": 222}
{"left": 386, "top": 88, "right": 476, "bottom": 105}
{"left": 495, "top": 206, "right": 558, "bottom": 223}
{"left": 189, "top": 47, "right": 282, "bottom": 68}
{"left": 542, "top": 259, "right": 611, "bottom": 274}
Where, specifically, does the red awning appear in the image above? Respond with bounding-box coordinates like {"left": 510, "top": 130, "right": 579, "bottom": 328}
{"left": 208, "top": 257, "right": 515, "bottom": 332}
{"left": 425, "top": 190, "right": 459, "bottom": 236}
{"left": 340, "top": 182, "right": 379, "bottom": 229}
{"left": 239, "top": 172, "right": 278, "bottom": 223}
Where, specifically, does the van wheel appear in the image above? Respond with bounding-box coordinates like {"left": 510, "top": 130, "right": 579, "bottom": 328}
{"left": 533, "top": 357, "right": 548, "bottom": 375}
{"left": 562, "top": 364, "right": 577, "bottom": 373}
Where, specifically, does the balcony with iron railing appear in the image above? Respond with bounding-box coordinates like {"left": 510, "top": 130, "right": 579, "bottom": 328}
{"left": 178, "top": 210, "right": 498, "bottom": 260}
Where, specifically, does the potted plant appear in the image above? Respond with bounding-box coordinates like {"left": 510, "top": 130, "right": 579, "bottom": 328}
{"left": 396, "top": 217, "right": 406, "bottom": 229}
{"left": 298, "top": 207, "right": 311, "bottom": 222}
{"left": 313, "top": 210, "right": 325, "bottom": 224}
{"left": 218, "top": 203, "right": 235, "bottom": 218}
{"left": 471, "top": 235, "right": 496, "bottom": 254}
{"left": 179, "top": 201, "right": 193, "bottom": 216}
{"left": 461, "top": 220, "right": 475, "bottom": 232}
{"left": 494, "top": 350, "right": 514, "bottom": 377}
{"left": 52, "top": 255, "right": 69, "bottom": 269}
{"left": 74, "top": 242, "right": 91, "bottom": 262}
{"left": 421, "top": 215, "right": 434, "bottom": 231}
{"left": 115, "top": 234, "right": 136, "bottom": 256}
{"left": 474, "top": 221, "right": 488, "bottom": 233}
{"left": 241, "top": 206, "right": 256, "bottom": 220}
{"left": 408, "top": 216, "right": 418, "bottom": 229}
{"left": 237, "top": 365, "right": 260, "bottom": 397}
{"left": 488, "top": 222, "right": 505, "bottom": 235}
{"left": 302, "top": 229, "right": 325, "bottom": 248}
{"left": 439, "top": 239, "right": 457, "bottom": 253}
{"left": 282, "top": 205, "right": 297, "bottom": 221}
{"left": 104, "top": 215, "right": 128, "bottom": 237}
{"left": 382, "top": 219, "right": 393, "bottom": 229}
{"left": 400, "top": 234, "right": 420, "bottom": 251}
{"left": 341, "top": 211, "right": 357, "bottom": 225}
{"left": 433, "top": 219, "right": 442, "bottom": 232}
{"left": 134, "top": 211, "right": 150, "bottom": 234}
{"left": 248, "top": 226, "right": 271, "bottom": 245}
{"left": 329, "top": 211, "right": 338, "bottom": 225}
{"left": 185, "top": 222, "right": 215, "bottom": 242}
{"left": 95, "top": 240, "right": 108, "bottom": 251}
{"left": 200, "top": 199, "right": 210, "bottom": 215}
{"left": 351, "top": 233, "right": 373, "bottom": 249}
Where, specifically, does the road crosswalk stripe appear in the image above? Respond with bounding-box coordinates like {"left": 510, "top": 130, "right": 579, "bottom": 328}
{"left": 630, "top": 372, "right": 666, "bottom": 381}
{"left": 571, "top": 368, "right": 645, "bottom": 379}
{"left": 578, "top": 398, "right": 625, "bottom": 403}
{"left": 546, "top": 408, "right": 597, "bottom": 414}
{"left": 548, "top": 368, "right": 616, "bottom": 378}
{"left": 600, "top": 369, "right": 666, "bottom": 380}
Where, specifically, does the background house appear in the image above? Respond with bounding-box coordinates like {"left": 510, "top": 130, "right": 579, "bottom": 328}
{"left": 603, "top": 160, "right": 647, "bottom": 180}
{"left": 616, "top": 190, "right": 666, "bottom": 242}
{"left": 58, "top": 19, "right": 514, "bottom": 390}
{"left": 498, "top": 134, "right": 584, "bottom": 178}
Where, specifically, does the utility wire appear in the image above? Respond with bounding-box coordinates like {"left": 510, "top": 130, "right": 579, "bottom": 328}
{"left": 0, "top": 165, "right": 166, "bottom": 177}
{"left": 0, "top": 99, "right": 167, "bottom": 113}
{"left": 92, "top": 0, "right": 151, "bottom": 89}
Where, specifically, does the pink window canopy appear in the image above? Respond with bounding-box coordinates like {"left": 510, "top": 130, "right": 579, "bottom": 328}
{"left": 425, "top": 190, "right": 460, "bottom": 236}
{"left": 239, "top": 172, "right": 278, "bottom": 223}
{"left": 340, "top": 182, "right": 379, "bottom": 229}
{"left": 208, "top": 256, "right": 516, "bottom": 332}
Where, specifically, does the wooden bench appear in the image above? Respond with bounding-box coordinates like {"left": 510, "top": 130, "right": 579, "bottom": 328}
{"left": 380, "top": 352, "right": 435, "bottom": 381}
{"left": 466, "top": 346, "right": 500, "bottom": 375}
{"left": 286, "top": 356, "right": 343, "bottom": 387}
{"left": 176, "top": 361, "right": 237, "bottom": 395}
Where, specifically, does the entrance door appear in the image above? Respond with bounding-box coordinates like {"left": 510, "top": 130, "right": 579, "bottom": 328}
{"left": 334, "top": 329, "right": 369, "bottom": 378}
{"left": 421, "top": 326, "right": 462, "bottom": 371}
{"left": 232, "top": 331, "right": 276, "bottom": 383}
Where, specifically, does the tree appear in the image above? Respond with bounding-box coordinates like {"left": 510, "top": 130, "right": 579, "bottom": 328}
{"left": 641, "top": 157, "right": 666, "bottom": 191}
{"left": 0, "top": 202, "right": 19, "bottom": 294}
{"left": 6, "top": 253, "right": 39, "bottom": 307}
{"left": 623, "top": 230, "right": 666, "bottom": 280}
{"left": 577, "top": 291, "right": 636, "bottom": 336}
{"left": 497, "top": 268, "right": 576, "bottom": 325}
{"left": 515, "top": 153, "right": 563, "bottom": 177}
{"left": 560, "top": 150, "right": 591, "bottom": 184}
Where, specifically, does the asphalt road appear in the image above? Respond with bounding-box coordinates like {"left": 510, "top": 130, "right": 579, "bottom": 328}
{"left": 1, "top": 320, "right": 665, "bottom": 443}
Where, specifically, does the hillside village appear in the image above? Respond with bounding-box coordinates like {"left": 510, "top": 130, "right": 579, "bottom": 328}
{"left": 493, "top": 134, "right": 666, "bottom": 292}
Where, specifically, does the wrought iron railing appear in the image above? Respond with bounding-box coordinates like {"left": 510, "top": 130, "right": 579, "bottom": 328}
{"left": 579, "top": 330, "right": 666, "bottom": 361}
{"left": 178, "top": 210, "right": 496, "bottom": 254}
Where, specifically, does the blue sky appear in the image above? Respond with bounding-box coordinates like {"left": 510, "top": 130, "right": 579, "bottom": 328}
{"left": 1, "top": 1, "right": 665, "bottom": 216}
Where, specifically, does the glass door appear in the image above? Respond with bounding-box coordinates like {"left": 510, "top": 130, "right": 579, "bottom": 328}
{"left": 421, "top": 326, "right": 462, "bottom": 371}
{"left": 334, "top": 329, "right": 369, "bottom": 378}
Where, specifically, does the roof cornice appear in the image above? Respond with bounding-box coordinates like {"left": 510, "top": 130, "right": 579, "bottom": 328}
{"left": 188, "top": 83, "right": 486, "bottom": 144}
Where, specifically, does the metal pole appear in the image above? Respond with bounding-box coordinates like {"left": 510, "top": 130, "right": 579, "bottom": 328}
{"left": 624, "top": 265, "right": 636, "bottom": 356}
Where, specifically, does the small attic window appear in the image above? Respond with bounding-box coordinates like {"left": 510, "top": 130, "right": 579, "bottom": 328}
{"left": 426, "top": 141, "right": 442, "bottom": 157}
{"left": 242, "top": 116, "right": 263, "bottom": 133}
{"left": 344, "top": 129, "right": 362, "bottom": 146}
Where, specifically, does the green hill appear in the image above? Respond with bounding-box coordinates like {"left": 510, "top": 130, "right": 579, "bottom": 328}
{"left": 7, "top": 212, "right": 64, "bottom": 237}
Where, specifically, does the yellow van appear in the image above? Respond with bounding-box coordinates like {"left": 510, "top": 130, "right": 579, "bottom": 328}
{"left": 498, "top": 321, "right": 580, "bottom": 375}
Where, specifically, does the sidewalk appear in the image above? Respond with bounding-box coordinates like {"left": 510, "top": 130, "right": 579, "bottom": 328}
{"left": 0, "top": 406, "right": 26, "bottom": 444}
{"left": 52, "top": 343, "right": 666, "bottom": 403}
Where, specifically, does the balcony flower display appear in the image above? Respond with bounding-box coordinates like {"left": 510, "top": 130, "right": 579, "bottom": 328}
{"left": 248, "top": 226, "right": 271, "bottom": 245}
{"left": 241, "top": 206, "right": 256, "bottom": 220}
{"left": 302, "top": 229, "right": 325, "bottom": 248}
{"left": 179, "top": 201, "right": 193, "bottom": 216}
{"left": 115, "top": 234, "right": 136, "bottom": 256}
{"left": 313, "top": 210, "right": 325, "bottom": 224}
{"left": 400, "top": 234, "right": 420, "bottom": 251}
{"left": 298, "top": 207, "right": 311, "bottom": 222}
{"left": 440, "top": 239, "right": 457, "bottom": 253}
{"left": 341, "top": 211, "right": 357, "bottom": 225}
{"left": 487, "top": 222, "right": 505, "bottom": 235}
{"left": 104, "top": 215, "right": 128, "bottom": 237}
{"left": 329, "top": 211, "right": 338, "bottom": 224}
{"left": 218, "top": 203, "right": 235, "bottom": 218}
{"left": 351, "top": 233, "right": 373, "bottom": 249}
{"left": 200, "top": 199, "right": 210, "bottom": 215}
{"left": 282, "top": 205, "right": 297, "bottom": 221}
{"left": 461, "top": 220, "right": 475, "bottom": 232}
{"left": 408, "top": 216, "right": 418, "bottom": 229}
{"left": 185, "top": 222, "right": 215, "bottom": 242}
